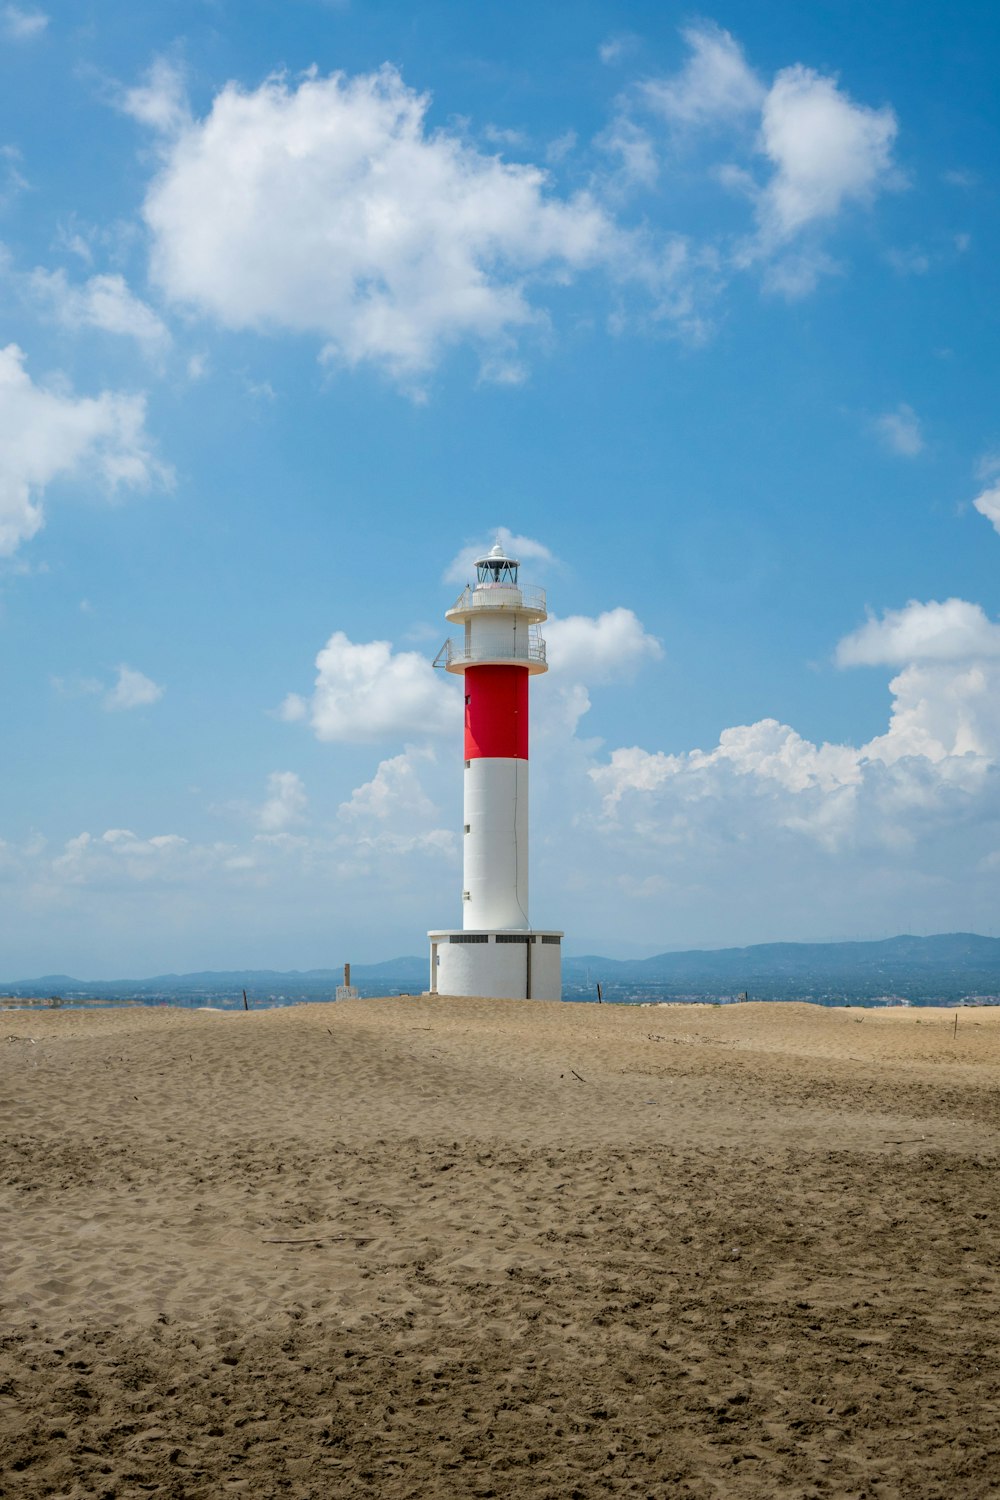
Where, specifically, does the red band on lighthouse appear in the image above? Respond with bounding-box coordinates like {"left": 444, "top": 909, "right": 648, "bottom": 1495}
{"left": 464, "top": 665, "right": 529, "bottom": 760}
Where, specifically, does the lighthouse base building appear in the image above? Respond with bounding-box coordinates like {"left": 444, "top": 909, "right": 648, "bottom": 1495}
{"left": 428, "top": 929, "right": 563, "bottom": 1002}
{"left": 428, "top": 543, "right": 562, "bottom": 1001}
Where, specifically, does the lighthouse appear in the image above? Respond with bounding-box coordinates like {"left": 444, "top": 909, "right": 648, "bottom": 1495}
{"left": 428, "top": 542, "right": 562, "bottom": 1001}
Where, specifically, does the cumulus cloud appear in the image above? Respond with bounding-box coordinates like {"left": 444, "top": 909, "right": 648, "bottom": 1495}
{"left": 257, "top": 771, "right": 307, "bottom": 832}
{"left": 886, "top": 245, "right": 931, "bottom": 276}
{"left": 27, "top": 268, "right": 171, "bottom": 353}
{"left": 337, "top": 746, "right": 454, "bottom": 857}
{"left": 121, "top": 57, "right": 191, "bottom": 135}
{"left": 281, "top": 630, "right": 459, "bottom": 743}
{"left": 598, "top": 35, "right": 639, "bottom": 68}
{"left": 52, "top": 828, "right": 190, "bottom": 885}
{"left": 584, "top": 587, "right": 1000, "bottom": 900}
{"left": 513, "top": 521, "right": 1000, "bottom": 948}
{"left": 0, "top": 146, "right": 28, "bottom": 208}
{"left": 104, "top": 665, "right": 164, "bottom": 711}
{"left": 128, "top": 62, "right": 636, "bottom": 381}
{"left": 546, "top": 607, "right": 662, "bottom": 681}
{"left": 974, "top": 487, "right": 1000, "bottom": 533}
{"left": 0, "top": 343, "right": 165, "bottom": 555}
{"left": 339, "top": 746, "right": 437, "bottom": 822}
{"left": 755, "top": 66, "right": 898, "bottom": 245}
{"left": 863, "top": 663, "right": 1000, "bottom": 767}
{"left": 2, "top": 5, "right": 47, "bottom": 40}
{"left": 758, "top": 247, "right": 842, "bottom": 299}
{"left": 873, "top": 403, "right": 924, "bottom": 457}
{"left": 597, "top": 116, "right": 659, "bottom": 191}
{"left": 835, "top": 599, "right": 1000, "bottom": 667}
{"left": 590, "top": 672, "right": 996, "bottom": 863}
{"left": 604, "top": 720, "right": 864, "bottom": 800}
{"left": 642, "top": 23, "right": 763, "bottom": 127}
{"left": 625, "top": 26, "right": 900, "bottom": 297}
{"left": 972, "top": 460, "right": 1000, "bottom": 535}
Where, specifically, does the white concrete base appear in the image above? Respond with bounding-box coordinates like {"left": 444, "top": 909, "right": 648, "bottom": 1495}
{"left": 427, "top": 929, "right": 562, "bottom": 1001}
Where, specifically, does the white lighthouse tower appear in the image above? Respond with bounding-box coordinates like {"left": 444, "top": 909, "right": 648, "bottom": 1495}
{"left": 428, "top": 542, "right": 562, "bottom": 1000}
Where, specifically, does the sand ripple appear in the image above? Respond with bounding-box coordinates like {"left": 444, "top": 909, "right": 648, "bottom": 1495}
{"left": 2, "top": 998, "right": 1000, "bottom": 1496}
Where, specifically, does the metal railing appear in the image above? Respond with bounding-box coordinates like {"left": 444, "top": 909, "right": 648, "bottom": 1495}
{"left": 434, "top": 634, "right": 547, "bottom": 669}
{"left": 448, "top": 583, "right": 546, "bottom": 615}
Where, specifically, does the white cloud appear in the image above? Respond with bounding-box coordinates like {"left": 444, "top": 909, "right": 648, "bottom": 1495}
{"left": 974, "top": 487, "right": 1000, "bottom": 533}
{"left": 443, "top": 527, "right": 555, "bottom": 585}
{"left": 545, "top": 130, "right": 577, "bottom": 165}
{"left": 119, "top": 43, "right": 891, "bottom": 372}
{"left": 597, "top": 117, "right": 659, "bottom": 191}
{"left": 2, "top": 6, "right": 47, "bottom": 40}
{"left": 836, "top": 599, "right": 1000, "bottom": 667}
{"left": 104, "top": 664, "right": 164, "bottom": 711}
{"left": 281, "top": 630, "right": 459, "bottom": 743}
{"left": 642, "top": 23, "right": 763, "bottom": 127}
{"left": 544, "top": 554, "right": 1000, "bottom": 950}
{"left": 598, "top": 35, "right": 639, "bottom": 67}
{"left": 629, "top": 28, "right": 900, "bottom": 299}
{"left": 546, "top": 607, "right": 662, "bottom": 681}
{"left": 886, "top": 246, "right": 931, "bottom": 276}
{"left": 27, "top": 268, "right": 171, "bottom": 353}
{"left": 0, "top": 146, "right": 28, "bottom": 208}
{"left": 257, "top": 771, "right": 307, "bottom": 832}
{"left": 339, "top": 746, "right": 437, "bottom": 823}
{"left": 759, "top": 247, "right": 842, "bottom": 299}
{"left": 972, "top": 460, "right": 1000, "bottom": 535}
{"left": 0, "top": 343, "right": 165, "bottom": 556}
{"left": 9, "top": 791, "right": 457, "bottom": 968}
{"left": 482, "top": 124, "right": 528, "bottom": 150}
{"left": 862, "top": 662, "right": 1000, "bottom": 767}
{"left": 873, "top": 402, "right": 924, "bottom": 457}
{"left": 756, "top": 66, "right": 898, "bottom": 244}
{"left": 336, "top": 746, "right": 454, "bottom": 857}
{"left": 594, "top": 718, "right": 862, "bottom": 806}
{"left": 52, "top": 828, "right": 190, "bottom": 885}
{"left": 50, "top": 672, "right": 102, "bottom": 699}
{"left": 130, "top": 63, "right": 627, "bottom": 381}
{"left": 121, "top": 57, "right": 191, "bottom": 135}
{"left": 589, "top": 672, "right": 996, "bottom": 862}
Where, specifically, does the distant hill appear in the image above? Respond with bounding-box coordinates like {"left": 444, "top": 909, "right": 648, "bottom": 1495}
{"left": 5, "top": 935, "right": 1000, "bottom": 1004}
{"left": 563, "top": 933, "right": 1000, "bottom": 1001}
{"left": 0, "top": 958, "right": 427, "bottom": 1001}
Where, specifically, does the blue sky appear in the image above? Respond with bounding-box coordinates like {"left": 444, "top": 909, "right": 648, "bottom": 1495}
{"left": 2, "top": 0, "right": 1000, "bottom": 976}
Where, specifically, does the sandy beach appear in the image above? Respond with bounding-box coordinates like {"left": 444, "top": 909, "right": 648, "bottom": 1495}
{"left": 2, "top": 995, "right": 1000, "bottom": 1497}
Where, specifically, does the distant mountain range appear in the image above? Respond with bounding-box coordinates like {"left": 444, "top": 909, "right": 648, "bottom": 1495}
{"left": 561, "top": 933, "right": 1000, "bottom": 1001}
{"left": 5, "top": 934, "right": 1000, "bottom": 1004}
{"left": 0, "top": 955, "right": 423, "bottom": 1000}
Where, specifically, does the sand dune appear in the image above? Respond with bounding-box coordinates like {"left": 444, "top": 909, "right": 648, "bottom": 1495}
{"left": 2, "top": 996, "right": 999, "bottom": 1496}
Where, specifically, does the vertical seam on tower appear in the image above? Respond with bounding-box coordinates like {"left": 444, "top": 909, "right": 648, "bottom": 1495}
{"left": 512, "top": 744, "right": 530, "bottom": 929}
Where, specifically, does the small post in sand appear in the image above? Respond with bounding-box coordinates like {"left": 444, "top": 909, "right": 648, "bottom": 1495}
{"left": 336, "top": 963, "right": 359, "bottom": 1001}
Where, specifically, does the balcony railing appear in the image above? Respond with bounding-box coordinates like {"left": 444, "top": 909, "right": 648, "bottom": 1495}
{"left": 447, "top": 583, "right": 546, "bottom": 616}
{"left": 434, "top": 634, "right": 547, "bottom": 670}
